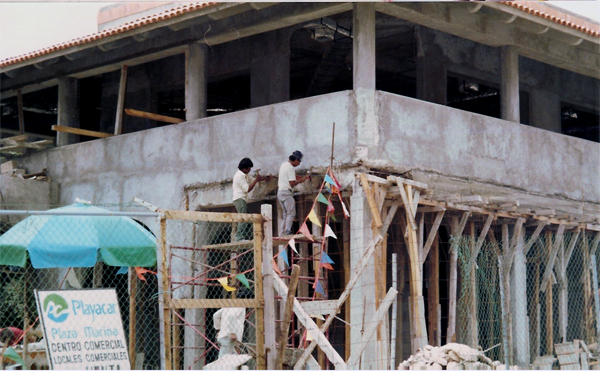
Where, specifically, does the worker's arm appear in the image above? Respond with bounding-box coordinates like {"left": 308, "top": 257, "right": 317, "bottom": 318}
{"left": 289, "top": 175, "right": 310, "bottom": 187}
{"left": 247, "top": 175, "right": 262, "bottom": 193}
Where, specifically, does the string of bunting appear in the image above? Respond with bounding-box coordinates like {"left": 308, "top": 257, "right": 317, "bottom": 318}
{"left": 271, "top": 167, "right": 350, "bottom": 299}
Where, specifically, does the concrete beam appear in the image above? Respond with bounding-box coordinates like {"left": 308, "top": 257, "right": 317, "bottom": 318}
{"left": 1, "top": 2, "right": 352, "bottom": 95}
{"left": 376, "top": 2, "right": 600, "bottom": 79}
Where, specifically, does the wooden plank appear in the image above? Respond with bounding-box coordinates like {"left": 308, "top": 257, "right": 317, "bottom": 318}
{"left": 356, "top": 173, "right": 393, "bottom": 186}
{"left": 276, "top": 264, "right": 301, "bottom": 370}
{"left": 541, "top": 224, "right": 566, "bottom": 292}
{"left": 397, "top": 183, "right": 417, "bottom": 231}
{"left": 342, "top": 210, "right": 351, "bottom": 361}
{"left": 592, "top": 256, "right": 600, "bottom": 348}
{"left": 273, "top": 274, "right": 346, "bottom": 369}
{"left": 170, "top": 299, "right": 259, "bottom": 308}
{"left": 504, "top": 217, "right": 525, "bottom": 272}
{"left": 253, "top": 218, "right": 266, "bottom": 371}
{"left": 299, "top": 300, "right": 339, "bottom": 315}
{"left": 125, "top": 108, "right": 185, "bottom": 124}
{"left": 272, "top": 234, "right": 324, "bottom": 245}
{"left": 427, "top": 234, "right": 440, "bottom": 346}
{"left": 381, "top": 202, "right": 399, "bottom": 236}
{"left": 294, "top": 235, "right": 384, "bottom": 369}
{"left": 591, "top": 232, "right": 600, "bottom": 256}
{"left": 545, "top": 231, "right": 554, "bottom": 354}
{"left": 261, "top": 205, "right": 277, "bottom": 369}
{"left": 164, "top": 209, "right": 262, "bottom": 223}
{"left": 469, "top": 213, "right": 494, "bottom": 266}
{"left": 564, "top": 228, "right": 581, "bottom": 266}
{"left": 114, "top": 65, "right": 128, "bottom": 135}
{"left": 159, "top": 217, "right": 171, "bottom": 370}
{"left": 0, "top": 134, "right": 28, "bottom": 144}
{"left": 360, "top": 173, "right": 383, "bottom": 228}
{"left": 447, "top": 212, "right": 470, "bottom": 342}
{"left": 129, "top": 268, "right": 138, "bottom": 370}
{"left": 201, "top": 241, "right": 253, "bottom": 251}
{"left": 17, "top": 89, "right": 24, "bottom": 135}
{"left": 422, "top": 210, "right": 445, "bottom": 260}
{"left": 524, "top": 220, "right": 548, "bottom": 255}
{"left": 391, "top": 253, "right": 398, "bottom": 368}
{"left": 387, "top": 175, "right": 428, "bottom": 190}
{"left": 347, "top": 288, "right": 398, "bottom": 368}
{"left": 51, "top": 125, "right": 113, "bottom": 138}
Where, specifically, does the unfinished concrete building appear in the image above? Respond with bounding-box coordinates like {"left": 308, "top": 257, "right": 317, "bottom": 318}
{"left": 1, "top": 1, "right": 599, "bottom": 369}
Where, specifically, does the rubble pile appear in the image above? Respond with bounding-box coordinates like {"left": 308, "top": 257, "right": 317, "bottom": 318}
{"left": 399, "top": 343, "right": 502, "bottom": 370}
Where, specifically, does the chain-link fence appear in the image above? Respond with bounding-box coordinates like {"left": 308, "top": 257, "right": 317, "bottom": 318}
{"left": 455, "top": 228, "right": 599, "bottom": 367}
{"left": 0, "top": 203, "right": 160, "bottom": 370}
{"left": 162, "top": 210, "right": 264, "bottom": 370}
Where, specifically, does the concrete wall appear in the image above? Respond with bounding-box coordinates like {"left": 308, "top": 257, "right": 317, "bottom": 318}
{"left": 0, "top": 174, "right": 60, "bottom": 224}
{"left": 375, "top": 90, "right": 600, "bottom": 203}
{"left": 20, "top": 90, "right": 356, "bottom": 219}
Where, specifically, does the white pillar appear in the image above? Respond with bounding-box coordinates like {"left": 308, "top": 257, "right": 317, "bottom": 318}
{"left": 353, "top": 2, "right": 378, "bottom": 152}
{"left": 350, "top": 178, "right": 377, "bottom": 369}
{"left": 500, "top": 45, "right": 520, "bottom": 123}
{"left": 185, "top": 43, "right": 207, "bottom": 121}
{"left": 510, "top": 229, "right": 529, "bottom": 368}
{"left": 57, "top": 76, "right": 79, "bottom": 146}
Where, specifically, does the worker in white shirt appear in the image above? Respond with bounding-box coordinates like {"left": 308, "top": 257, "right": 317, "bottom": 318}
{"left": 233, "top": 158, "right": 268, "bottom": 241}
{"left": 277, "top": 150, "right": 310, "bottom": 236}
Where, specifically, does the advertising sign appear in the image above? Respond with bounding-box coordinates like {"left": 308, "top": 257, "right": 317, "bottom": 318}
{"left": 35, "top": 289, "right": 131, "bottom": 370}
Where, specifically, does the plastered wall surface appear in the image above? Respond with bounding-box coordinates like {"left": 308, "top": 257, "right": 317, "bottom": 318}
{"left": 19, "top": 91, "right": 355, "bottom": 214}
{"left": 376, "top": 91, "right": 600, "bottom": 203}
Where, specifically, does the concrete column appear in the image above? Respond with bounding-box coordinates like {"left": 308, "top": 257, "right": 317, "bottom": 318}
{"left": 510, "top": 230, "right": 529, "bottom": 368}
{"left": 530, "top": 89, "right": 561, "bottom": 133}
{"left": 185, "top": 43, "right": 208, "bottom": 121}
{"left": 350, "top": 178, "right": 377, "bottom": 369}
{"left": 57, "top": 76, "right": 79, "bottom": 146}
{"left": 416, "top": 28, "right": 447, "bottom": 105}
{"left": 500, "top": 46, "right": 520, "bottom": 123}
{"left": 353, "top": 3, "right": 379, "bottom": 152}
{"left": 250, "top": 30, "right": 290, "bottom": 108}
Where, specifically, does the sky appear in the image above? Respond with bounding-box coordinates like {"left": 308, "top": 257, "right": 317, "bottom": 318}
{"left": 0, "top": 1, "right": 598, "bottom": 61}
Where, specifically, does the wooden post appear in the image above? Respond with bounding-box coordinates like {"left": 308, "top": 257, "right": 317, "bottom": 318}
{"left": 311, "top": 202, "right": 325, "bottom": 368}
{"left": 343, "top": 210, "right": 352, "bottom": 361}
{"left": 253, "top": 217, "right": 266, "bottom": 370}
{"left": 467, "top": 221, "right": 478, "bottom": 348}
{"left": 159, "top": 216, "right": 171, "bottom": 370}
{"left": 276, "top": 265, "right": 300, "bottom": 370}
{"left": 498, "top": 256, "right": 510, "bottom": 367}
{"left": 172, "top": 310, "right": 181, "bottom": 371}
{"left": 129, "top": 267, "right": 138, "bottom": 369}
{"left": 261, "top": 204, "right": 277, "bottom": 369}
{"left": 391, "top": 253, "right": 398, "bottom": 369}
{"left": 447, "top": 212, "right": 470, "bottom": 343}
{"left": 591, "top": 256, "right": 600, "bottom": 349}
{"left": 545, "top": 231, "right": 554, "bottom": 355}
{"left": 114, "top": 65, "right": 128, "bottom": 135}
{"left": 17, "top": 89, "right": 25, "bottom": 135}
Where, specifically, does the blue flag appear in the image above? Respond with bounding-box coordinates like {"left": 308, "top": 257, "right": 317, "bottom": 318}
{"left": 315, "top": 280, "right": 326, "bottom": 297}
{"left": 321, "top": 251, "right": 335, "bottom": 265}
{"left": 324, "top": 174, "right": 336, "bottom": 185}
{"left": 280, "top": 248, "right": 289, "bottom": 267}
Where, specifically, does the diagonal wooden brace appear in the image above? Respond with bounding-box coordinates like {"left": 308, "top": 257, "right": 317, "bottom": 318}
{"left": 541, "top": 224, "right": 566, "bottom": 292}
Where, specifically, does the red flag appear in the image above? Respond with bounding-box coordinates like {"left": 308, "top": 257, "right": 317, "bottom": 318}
{"left": 298, "top": 222, "right": 314, "bottom": 241}
{"left": 135, "top": 267, "right": 157, "bottom": 281}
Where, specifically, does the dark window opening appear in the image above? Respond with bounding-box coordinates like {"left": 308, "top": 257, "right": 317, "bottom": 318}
{"left": 447, "top": 76, "right": 529, "bottom": 125}
{"left": 561, "top": 105, "right": 599, "bottom": 143}
{"left": 79, "top": 75, "right": 103, "bottom": 143}
{"left": 207, "top": 74, "right": 251, "bottom": 117}
{"left": 0, "top": 87, "right": 57, "bottom": 140}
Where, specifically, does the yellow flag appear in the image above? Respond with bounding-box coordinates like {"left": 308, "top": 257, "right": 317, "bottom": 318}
{"left": 217, "top": 277, "right": 236, "bottom": 292}
{"left": 307, "top": 208, "right": 322, "bottom": 227}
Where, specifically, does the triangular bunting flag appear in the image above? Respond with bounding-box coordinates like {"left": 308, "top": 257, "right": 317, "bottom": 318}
{"left": 217, "top": 277, "right": 236, "bottom": 292}
{"left": 298, "top": 223, "right": 314, "bottom": 241}
{"left": 280, "top": 248, "right": 290, "bottom": 267}
{"left": 321, "top": 251, "right": 335, "bottom": 265}
{"left": 317, "top": 193, "right": 329, "bottom": 205}
{"left": 307, "top": 208, "right": 322, "bottom": 227}
{"left": 3, "top": 347, "right": 25, "bottom": 367}
{"left": 288, "top": 237, "right": 298, "bottom": 254}
{"left": 272, "top": 259, "right": 282, "bottom": 275}
{"left": 324, "top": 224, "right": 337, "bottom": 239}
{"left": 329, "top": 213, "right": 337, "bottom": 222}
{"left": 324, "top": 182, "right": 331, "bottom": 191}
{"left": 310, "top": 313, "right": 325, "bottom": 321}
{"left": 136, "top": 267, "right": 157, "bottom": 281}
{"left": 327, "top": 203, "right": 335, "bottom": 213}
{"left": 341, "top": 200, "right": 350, "bottom": 218}
{"left": 324, "top": 174, "right": 336, "bottom": 186}
{"left": 235, "top": 274, "right": 251, "bottom": 289}
{"left": 329, "top": 171, "right": 342, "bottom": 188}
{"left": 314, "top": 280, "right": 326, "bottom": 297}
{"left": 320, "top": 262, "right": 334, "bottom": 270}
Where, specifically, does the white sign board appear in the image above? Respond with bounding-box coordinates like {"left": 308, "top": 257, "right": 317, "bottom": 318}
{"left": 36, "top": 289, "right": 131, "bottom": 370}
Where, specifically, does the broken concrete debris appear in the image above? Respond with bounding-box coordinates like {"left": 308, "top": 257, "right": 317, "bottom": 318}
{"left": 398, "top": 343, "right": 500, "bottom": 370}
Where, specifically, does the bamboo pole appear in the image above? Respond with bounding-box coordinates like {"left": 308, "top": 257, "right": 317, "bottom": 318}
{"left": 260, "top": 205, "right": 277, "bottom": 369}
{"left": 253, "top": 218, "right": 266, "bottom": 370}
{"left": 545, "top": 231, "right": 554, "bottom": 355}
{"left": 160, "top": 217, "right": 172, "bottom": 370}
{"left": 343, "top": 210, "right": 352, "bottom": 361}
{"left": 125, "top": 108, "right": 185, "bottom": 124}
{"left": 115, "top": 65, "right": 128, "bottom": 135}
{"left": 276, "top": 265, "right": 300, "bottom": 370}
{"left": 391, "top": 253, "right": 398, "bottom": 369}
{"left": 17, "top": 89, "right": 25, "bottom": 135}
{"left": 129, "top": 267, "right": 138, "bottom": 369}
